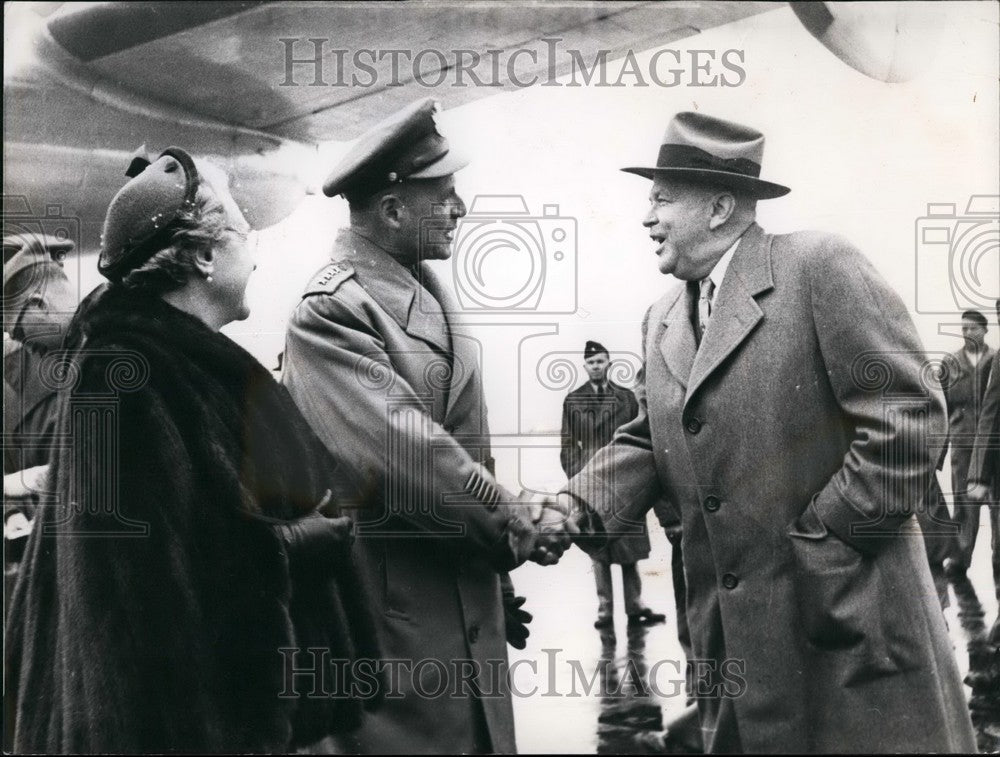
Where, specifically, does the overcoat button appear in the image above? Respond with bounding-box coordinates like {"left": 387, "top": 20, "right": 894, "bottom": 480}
{"left": 704, "top": 495, "right": 720, "bottom": 512}
{"left": 685, "top": 417, "right": 702, "bottom": 434}
{"left": 722, "top": 573, "right": 738, "bottom": 590}
{"left": 468, "top": 625, "right": 480, "bottom": 643}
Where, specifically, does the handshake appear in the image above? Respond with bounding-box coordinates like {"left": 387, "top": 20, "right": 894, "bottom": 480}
{"left": 509, "top": 491, "right": 585, "bottom": 567}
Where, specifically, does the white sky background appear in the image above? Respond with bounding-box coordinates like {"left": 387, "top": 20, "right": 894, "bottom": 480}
{"left": 232, "top": 2, "right": 999, "bottom": 492}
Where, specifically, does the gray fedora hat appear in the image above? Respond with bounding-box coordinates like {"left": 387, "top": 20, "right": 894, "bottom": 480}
{"left": 622, "top": 111, "right": 790, "bottom": 199}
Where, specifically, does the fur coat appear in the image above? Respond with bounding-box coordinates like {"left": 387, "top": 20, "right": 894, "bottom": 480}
{"left": 5, "top": 286, "right": 379, "bottom": 753}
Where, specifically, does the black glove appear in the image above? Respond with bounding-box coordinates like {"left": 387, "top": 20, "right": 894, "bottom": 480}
{"left": 275, "top": 511, "right": 354, "bottom": 577}
{"left": 503, "top": 594, "right": 532, "bottom": 650}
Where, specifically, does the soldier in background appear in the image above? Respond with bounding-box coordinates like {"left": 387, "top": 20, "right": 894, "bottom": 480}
{"left": 561, "top": 340, "right": 665, "bottom": 630}
{"left": 967, "top": 300, "right": 1000, "bottom": 604}
{"left": 942, "top": 309, "right": 994, "bottom": 575}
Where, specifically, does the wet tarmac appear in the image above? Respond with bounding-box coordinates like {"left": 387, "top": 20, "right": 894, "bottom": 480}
{"left": 510, "top": 511, "right": 1000, "bottom": 753}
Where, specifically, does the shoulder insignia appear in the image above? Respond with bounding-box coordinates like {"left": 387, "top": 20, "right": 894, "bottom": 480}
{"left": 302, "top": 261, "right": 355, "bottom": 297}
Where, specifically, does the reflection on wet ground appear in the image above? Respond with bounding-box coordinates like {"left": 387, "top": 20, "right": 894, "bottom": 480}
{"left": 595, "top": 625, "right": 662, "bottom": 754}
{"left": 949, "top": 570, "right": 1000, "bottom": 752}
{"left": 594, "top": 625, "right": 702, "bottom": 754}
{"left": 513, "top": 517, "right": 1000, "bottom": 753}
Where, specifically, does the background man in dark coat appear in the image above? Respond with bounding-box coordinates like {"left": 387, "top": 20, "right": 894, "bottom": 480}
{"left": 561, "top": 340, "right": 664, "bottom": 629}
{"left": 554, "top": 111, "right": 975, "bottom": 752}
{"left": 942, "top": 309, "right": 995, "bottom": 574}
{"left": 967, "top": 300, "right": 1000, "bottom": 603}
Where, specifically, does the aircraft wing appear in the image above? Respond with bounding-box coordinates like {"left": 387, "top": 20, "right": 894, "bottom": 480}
{"left": 4, "top": 0, "right": 773, "bottom": 251}
{"left": 39, "top": 1, "right": 775, "bottom": 143}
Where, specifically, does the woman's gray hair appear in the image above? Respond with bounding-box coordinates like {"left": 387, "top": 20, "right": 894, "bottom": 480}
{"left": 119, "top": 162, "right": 230, "bottom": 294}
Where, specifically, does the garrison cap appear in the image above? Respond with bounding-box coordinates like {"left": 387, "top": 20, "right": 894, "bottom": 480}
{"left": 322, "top": 98, "right": 468, "bottom": 201}
{"left": 584, "top": 340, "right": 609, "bottom": 359}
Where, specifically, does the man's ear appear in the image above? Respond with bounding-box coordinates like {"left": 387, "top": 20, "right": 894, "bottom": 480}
{"left": 377, "top": 192, "right": 406, "bottom": 230}
{"left": 708, "top": 191, "right": 737, "bottom": 230}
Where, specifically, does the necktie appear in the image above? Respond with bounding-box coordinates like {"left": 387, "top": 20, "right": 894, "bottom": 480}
{"left": 698, "top": 277, "right": 715, "bottom": 342}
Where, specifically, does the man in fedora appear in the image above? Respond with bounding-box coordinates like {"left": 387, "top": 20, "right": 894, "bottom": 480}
{"left": 281, "top": 98, "right": 571, "bottom": 754}
{"left": 560, "top": 340, "right": 664, "bottom": 629}
{"left": 550, "top": 111, "right": 975, "bottom": 752}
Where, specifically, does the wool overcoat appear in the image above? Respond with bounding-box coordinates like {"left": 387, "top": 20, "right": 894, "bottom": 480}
{"left": 282, "top": 229, "right": 530, "bottom": 754}
{"left": 567, "top": 223, "right": 976, "bottom": 753}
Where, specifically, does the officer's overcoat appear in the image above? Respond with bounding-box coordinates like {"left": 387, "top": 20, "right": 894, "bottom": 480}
{"left": 283, "top": 229, "right": 526, "bottom": 754}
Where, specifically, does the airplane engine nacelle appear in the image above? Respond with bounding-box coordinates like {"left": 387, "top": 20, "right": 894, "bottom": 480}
{"left": 790, "top": 1, "right": 947, "bottom": 83}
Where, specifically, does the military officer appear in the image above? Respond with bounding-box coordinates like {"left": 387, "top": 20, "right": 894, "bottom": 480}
{"left": 560, "top": 340, "right": 665, "bottom": 629}
{"left": 281, "top": 98, "right": 570, "bottom": 754}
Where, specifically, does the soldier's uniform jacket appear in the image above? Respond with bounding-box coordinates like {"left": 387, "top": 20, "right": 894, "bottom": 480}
{"left": 560, "top": 380, "right": 650, "bottom": 564}
{"left": 282, "top": 228, "right": 528, "bottom": 754}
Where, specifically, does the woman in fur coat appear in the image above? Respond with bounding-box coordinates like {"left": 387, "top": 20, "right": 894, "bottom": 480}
{"left": 5, "top": 149, "right": 379, "bottom": 753}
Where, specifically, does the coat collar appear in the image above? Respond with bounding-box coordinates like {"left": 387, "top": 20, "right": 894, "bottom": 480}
{"left": 417, "top": 263, "right": 479, "bottom": 421}
{"left": 952, "top": 344, "right": 994, "bottom": 374}
{"left": 337, "top": 229, "right": 451, "bottom": 355}
{"left": 576, "top": 380, "right": 627, "bottom": 397}
{"left": 336, "top": 228, "right": 476, "bottom": 423}
{"left": 657, "top": 223, "right": 773, "bottom": 407}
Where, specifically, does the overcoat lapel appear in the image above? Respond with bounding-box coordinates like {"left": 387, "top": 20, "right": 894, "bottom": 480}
{"left": 686, "top": 224, "right": 773, "bottom": 408}
{"left": 404, "top": 284, "right": 451, "bottom": 357}
{"left": 419, "top": 263, "right": 478, "bottom": 424}
{"left": 658, "top": 285, "right": 698, "bottom": 389}
{"left": 344, "top": 231, "right": 451, "bottom": 356}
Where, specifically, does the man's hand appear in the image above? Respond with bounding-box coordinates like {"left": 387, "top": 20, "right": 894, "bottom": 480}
{"left": 3, "top": 464, "right": 49, "bottom": 500}
{"left": 4, "top": 331, "right": 19, "bottom": 358}
{"left": 968, "top": 483, "right": 991, "bottom": 502}
{"left": 526, "top": 493, "right": 581, "bottom": 566}
{"left": 4, "top": 512, "right": 33, "bottom": 540}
